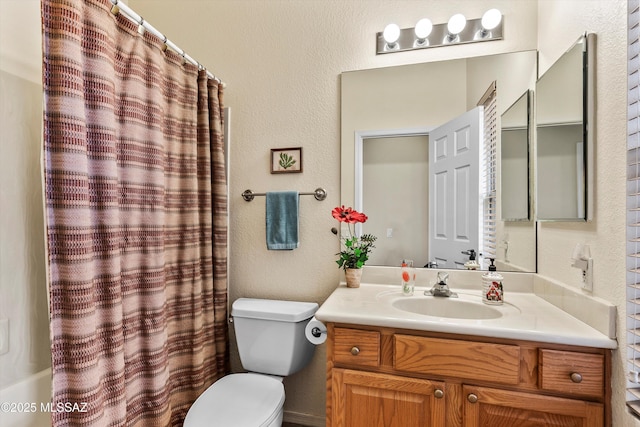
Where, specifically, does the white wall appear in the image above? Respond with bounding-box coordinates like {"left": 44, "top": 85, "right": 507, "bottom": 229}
{"left": 0, "top": 0, "right": 50, "bottom": 390}
{"left": 536, "top": 1, "right": 631, "bottom": 426}
{"left": 4, "top": 0, "right": 634, "bottom": 425}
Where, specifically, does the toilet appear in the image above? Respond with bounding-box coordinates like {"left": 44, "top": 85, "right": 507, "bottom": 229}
{"left": 184, "top": 298, "right": 319, "bottom": 427}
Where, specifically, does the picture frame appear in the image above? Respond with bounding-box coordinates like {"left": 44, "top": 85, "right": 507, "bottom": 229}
{"left": 271, "top": 147, "right": 303, "bottom": 174}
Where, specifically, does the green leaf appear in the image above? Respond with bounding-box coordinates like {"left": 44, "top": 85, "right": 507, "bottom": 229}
{"left": 279, "top": 153, "right": 296, "bottom": 169}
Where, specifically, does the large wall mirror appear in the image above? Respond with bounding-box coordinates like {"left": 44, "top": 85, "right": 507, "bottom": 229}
{"left": 341, "top": 50, "right": 538, "bottom": 272}
{"left": 536, "top": 33, "right": 595, "bottom": 221}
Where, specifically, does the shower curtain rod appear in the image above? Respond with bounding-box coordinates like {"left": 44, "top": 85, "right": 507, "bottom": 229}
{"left": 110, "top": 0, "right": 225, "bottom": 87}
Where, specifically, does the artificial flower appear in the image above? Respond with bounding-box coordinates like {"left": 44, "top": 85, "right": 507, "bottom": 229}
{"left": 332, "top": 206, "right": 376, "bottom": 270}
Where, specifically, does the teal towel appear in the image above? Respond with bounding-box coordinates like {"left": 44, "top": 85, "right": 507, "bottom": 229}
{"left": 266, "top": 191, "right": 299, "bottom": 250}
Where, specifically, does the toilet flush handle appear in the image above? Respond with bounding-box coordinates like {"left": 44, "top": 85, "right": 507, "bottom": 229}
{"left": 311, "top": 326, "right": 326, "bottom": 338}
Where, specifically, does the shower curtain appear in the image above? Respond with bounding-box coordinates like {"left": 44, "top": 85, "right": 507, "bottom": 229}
{"left": 42, "top": 1, "right": 228, "bottom": 425}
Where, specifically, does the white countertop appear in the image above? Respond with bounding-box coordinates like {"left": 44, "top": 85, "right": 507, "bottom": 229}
{"left": 315, "top": 283, "right": 617, "bottom": 349}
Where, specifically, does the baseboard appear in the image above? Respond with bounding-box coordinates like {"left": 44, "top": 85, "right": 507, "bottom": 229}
{"left": 283, "top": 410, "right": 325, "bottom": 427}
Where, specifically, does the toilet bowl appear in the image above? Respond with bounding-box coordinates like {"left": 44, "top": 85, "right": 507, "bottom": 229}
{"left": 183, "top": 373, "right": 285, "bottom": 427}
{"left": 183, "top": 298, "right": 318, "bottom": 427}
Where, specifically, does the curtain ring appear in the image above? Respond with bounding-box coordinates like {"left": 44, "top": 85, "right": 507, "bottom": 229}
{"left": 110, "top": 1, "right": 120, "bottom": 15}
{"left": 162, "top": 36, "right": 168, "bottom": 52}
{"left": 137, "top": 17, "right": 145, "bottom": 35}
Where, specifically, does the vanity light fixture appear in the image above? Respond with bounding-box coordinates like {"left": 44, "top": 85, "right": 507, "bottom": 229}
{"left": 383, "top": 23, "right": 401, "bottom": 51}
{"left": 445, "top": 13, "right": 466, "bottom": 43}
{"left": 475, "top": 8, "right": 502, "bottom": 40}
{"left": 414, "top": 18, "right": 433, "bottom": 47}
{"left": 376, "top": 9, "right": 503, "bottom": 55}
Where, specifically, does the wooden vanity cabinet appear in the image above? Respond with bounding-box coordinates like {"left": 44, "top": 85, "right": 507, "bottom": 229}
{"left": 462, "top": 385, "right": 604, "bottom": 427}
{"left": 331, "top": 369, "right": 446, "bottom": 426}
{"left": 326, "top": 324, "right": 611, "bottom": 427}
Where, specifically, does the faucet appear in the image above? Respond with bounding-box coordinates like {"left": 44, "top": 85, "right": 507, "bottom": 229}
{"left": 461, "top": 249, "right": 477, "bottom": 261}
{"left": 425, "top": 272, "right": 458, "bottom": 298}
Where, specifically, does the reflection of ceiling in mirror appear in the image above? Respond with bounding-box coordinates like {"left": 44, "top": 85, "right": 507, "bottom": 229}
{"left": 536, "top": 41, "right": 583, "bottom": 125}
{"left": 502, "top": 91, "right": 529, "bottom": 129}
{"left": 341, "top": 50, "right": 538, "bottom": 273}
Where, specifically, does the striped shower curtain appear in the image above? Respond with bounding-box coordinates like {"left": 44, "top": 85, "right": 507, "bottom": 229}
{"left": 42, "top": 0, "right": 228, "bottom": 425}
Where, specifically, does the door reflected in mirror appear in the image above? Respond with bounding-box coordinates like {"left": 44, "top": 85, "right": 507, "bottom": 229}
{"left": 361, "top": 108, "right": 483, "bottom": 270}
{"left": 428, "top": 107, "right": 483, "bottom": 269}
{"left": 342, "top": 50, "right": 538, "bottom": 272}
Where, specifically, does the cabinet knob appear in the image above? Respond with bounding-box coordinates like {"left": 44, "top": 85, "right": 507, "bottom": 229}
{"left": 570, "top": 372, "right": 583, "bottom": 383}
{"left": 467, "top": 393, "right": 478, "bottom": 403}
{"left": 434, "top": 389, "right": 444, "bottom": 399}
{"left": 350, "top": 346, "right": 360, "bottom": 356}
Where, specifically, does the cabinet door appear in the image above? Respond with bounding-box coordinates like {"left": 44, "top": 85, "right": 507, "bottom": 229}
{"left": 463, "top": 385, "right": 604, "bottom": 427}
{"left": 331, "top": 368, "right": 446, "bottom": 427}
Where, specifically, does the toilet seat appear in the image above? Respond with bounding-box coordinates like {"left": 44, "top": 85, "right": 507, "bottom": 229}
{"left": 184, "top": 373, "right": 285, "bottom": 427}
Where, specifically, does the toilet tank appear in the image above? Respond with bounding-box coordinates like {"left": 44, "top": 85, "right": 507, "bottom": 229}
{"left": 231, "top": 298, "right": 319, "bottom": 376}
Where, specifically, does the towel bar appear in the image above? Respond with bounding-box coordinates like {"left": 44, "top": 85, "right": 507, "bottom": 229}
{"left": 242, "top": 188, "right": 327, "bottom": 202}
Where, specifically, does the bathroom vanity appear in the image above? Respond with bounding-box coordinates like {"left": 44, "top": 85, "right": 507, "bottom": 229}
{"left": 316, "top": 281, "right": 616, "bottom": 427}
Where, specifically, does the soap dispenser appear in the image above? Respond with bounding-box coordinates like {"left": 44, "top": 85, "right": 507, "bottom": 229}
{"left": 482, "top": 258, "right": 503, "bottom": 305}
{"left": 463, "top": 249, "right": 480, "bottom": 270}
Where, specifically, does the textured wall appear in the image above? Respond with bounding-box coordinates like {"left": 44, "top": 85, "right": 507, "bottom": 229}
{"left": 3, "top": 0, "right": 633, "bottom": 425}
{"left": 536, "top": 1, "right": 631, "bottom": 426}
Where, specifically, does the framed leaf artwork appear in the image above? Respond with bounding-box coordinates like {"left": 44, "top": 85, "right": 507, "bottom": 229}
{"left": 271, "top": 147, "right": 303, "bottom": 174}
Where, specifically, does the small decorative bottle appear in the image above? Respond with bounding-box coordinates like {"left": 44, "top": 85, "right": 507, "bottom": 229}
{"left": 401, "top": 259, "right": 415, "bottom": 296}
{"left": 482, "top": 258, "right": 503, "bottom": 305}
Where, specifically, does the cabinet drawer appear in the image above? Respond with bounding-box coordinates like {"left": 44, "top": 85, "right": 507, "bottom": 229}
{"left": 333, "top": 327, "right": 380, "bottom": 367}
{"left": 539, "top": 349, "right": 604, "bottom": 398}
{"left": 394, "top": 335, "right": 521, "bottom": 385}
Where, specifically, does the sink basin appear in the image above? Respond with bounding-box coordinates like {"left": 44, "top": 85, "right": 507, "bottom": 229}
{"left": 392, "top": 296, "right": 509, "bottom": 320}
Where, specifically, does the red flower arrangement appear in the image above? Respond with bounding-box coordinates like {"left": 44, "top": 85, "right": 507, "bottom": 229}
{"left": 331, "top": 206, "right": 368, "bottom": 224}
{"left": 332, "top": 206, "right": 377, "bottom": 270}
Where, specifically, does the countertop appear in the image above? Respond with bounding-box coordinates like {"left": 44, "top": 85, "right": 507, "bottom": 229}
{"left": 314, "top": 283, "right": 617, "bottom": 349}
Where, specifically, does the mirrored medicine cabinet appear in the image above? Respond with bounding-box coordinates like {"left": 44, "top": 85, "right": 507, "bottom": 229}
{"left": 535, "top": 33, "right": 596, "bottom": 221}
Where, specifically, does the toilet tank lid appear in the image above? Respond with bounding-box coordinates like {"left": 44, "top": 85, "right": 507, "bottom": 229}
{"left": 232, "top": 298, "right": 318, "bottom": 322}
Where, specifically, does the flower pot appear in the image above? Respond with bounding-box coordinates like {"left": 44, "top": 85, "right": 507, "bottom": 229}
{"left": 345, "top": 268, "right": 363, "bottom": 288}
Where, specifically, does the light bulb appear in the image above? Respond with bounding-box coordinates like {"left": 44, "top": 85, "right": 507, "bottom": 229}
{"left": 383, "top": 23, "right": 401, "bottom": 45}
{"left": 447, "top": 13, "right": 466, "bottom": 35}
{"left": 481, "top": 9, "right": 502, "bottom": 31}
{"left": 414, "top": 18, "right": 433, "bottom": 40}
